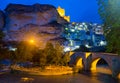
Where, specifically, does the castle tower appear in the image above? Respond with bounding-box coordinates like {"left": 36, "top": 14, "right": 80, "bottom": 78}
{"left": 57, "top": 6, "right": 70, "bottom": 22}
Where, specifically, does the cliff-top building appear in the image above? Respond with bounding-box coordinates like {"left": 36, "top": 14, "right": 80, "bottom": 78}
{"left": 57, "top": 6, "right": 70, "bottom": 22}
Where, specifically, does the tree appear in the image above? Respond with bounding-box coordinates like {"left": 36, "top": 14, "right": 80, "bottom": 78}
{"left": 0, "top": 30, "right": 7, "bottom": 61}
{"left": 10, "top": 42, "right": 35, "bottom": 64}
{"left": 0, "top": 48, "right": 10, "bottom": 61}
{"left": 32, "top": 42, "right": 70, "bottom": 67}
{"left": 98, "top": 0, "right": 120, "bottom": 26}
{"left": 106, "top": 27, "right": 120, "bottom": 54}
{"left": 0, "top": 30, "right": 11, "bottom": 68}
{"left": 32, "top": 49, "right": 41, "bottom": 66}
{"left": 32, "top": 49, "right": 47, "bottom": 67}
{"left": 43, "top": 42, "right": 70, "bottom": 66}
{"left": 98, "top": 0, "right": 120, "bottom": 55}
{"left": 44, "top": 42, "right": 56, "bottom": 65}
{"left": 54, "top": 43, "right": 64, "bottom": 65}
{"left": 60, "top": 52, "right": 70, "bottom": 66}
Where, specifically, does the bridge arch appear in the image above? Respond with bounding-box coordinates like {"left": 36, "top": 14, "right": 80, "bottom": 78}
{"left": 90, "top": 57, "right": 112, "bottom": 72}
{"left": 69, "top": 52, "right": 85, "bottom": 68}
{"left": 69, "top": 52, "right": 120, "bottom": 78}
{"left": 75, "top": 56, "right": 84, "bottom": 69}
{"left": 90, "top": 58, "right": 101, "bottom": 71}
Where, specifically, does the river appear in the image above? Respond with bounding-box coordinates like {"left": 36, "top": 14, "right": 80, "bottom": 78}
{"left": 0, "top": 66, "right": 120, "bottom": 83}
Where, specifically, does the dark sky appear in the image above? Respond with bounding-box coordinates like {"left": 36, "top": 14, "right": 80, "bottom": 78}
{"left": 0, "top": 0, "right": 102, "bottom": 23}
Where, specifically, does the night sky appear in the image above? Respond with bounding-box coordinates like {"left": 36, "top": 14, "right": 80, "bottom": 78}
{"left": 0, "top": 0, "right": 102, "bottom": 23}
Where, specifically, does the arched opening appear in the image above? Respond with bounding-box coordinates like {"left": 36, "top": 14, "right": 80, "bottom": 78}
{"left": 75, "top": 57, "right": 83, "bottom": 69}
{"left": 90, "top": 58, "right": 101, "bottom": 71}
{"left": 90, "top": 58, "right": 112, "bottom": 75}
{"left": 96, "top": 58, "right": 112, "bottom": 75}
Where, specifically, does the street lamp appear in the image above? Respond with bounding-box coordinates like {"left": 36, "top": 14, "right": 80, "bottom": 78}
{"left": 29, "top": 39, "right": 35, "bottom": 44}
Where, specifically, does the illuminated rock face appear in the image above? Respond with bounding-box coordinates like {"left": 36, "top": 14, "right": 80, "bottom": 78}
{"left": 7, "top": 23, "right": 63, "bottom": 48}
{"left": 0, "top": 10, "right": 5, "bottom": 29}
{"left": 3, "top": 4, "right": 67, "bottom": 48}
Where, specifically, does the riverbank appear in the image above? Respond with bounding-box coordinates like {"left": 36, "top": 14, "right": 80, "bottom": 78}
{"left": 11, "top": 65, "right": 74, "bottom": 75}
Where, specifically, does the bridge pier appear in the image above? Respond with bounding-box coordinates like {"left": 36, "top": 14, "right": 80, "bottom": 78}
{"left": 84, "top": 52, "right": 92, "bottom": 71}
{"left": 111, "top": 58, "right": 120, "bottom": 78}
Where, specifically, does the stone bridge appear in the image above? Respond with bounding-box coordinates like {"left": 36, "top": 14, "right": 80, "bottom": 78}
{"left": 69, "top": 52, "right": 120, "bottom": 78}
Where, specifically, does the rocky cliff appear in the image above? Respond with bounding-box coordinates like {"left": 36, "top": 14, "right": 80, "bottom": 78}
{"left": 3, "top": 3, "right": 68, "bottom": 48}
{"left": 0, "top": 10, "right": 5, "bottom": 29}
{"left": 4, "top": 3, "right": 67, "bottom": 31}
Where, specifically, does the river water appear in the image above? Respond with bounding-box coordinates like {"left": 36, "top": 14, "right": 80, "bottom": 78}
{"left": 0, "top": 67, "right": 120, "bottom": 83}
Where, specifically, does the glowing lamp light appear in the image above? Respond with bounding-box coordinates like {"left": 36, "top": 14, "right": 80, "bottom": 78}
{"left": 85, "top": 44, "right": 92, "bottom": 48}
{"left": 82, "top": 22, "right": 85, "bottom": 25}
{"left": 64, "top": 47, "right": 71, "bottom": 52}
{"left": 79, "top": 25, "right": 83, "bottom": 28}
{"left": 100, "top": 40, "right": 106, "bottom": 46}
{"left": 29, "top": 39, "right": 35, "bottom": 44}
{"left": 65, "top": 28, "right": 68, "bottom": 30}
{"left": 71, "top": 29, "right": 75, "bottom": 32}
{"left": 75, "top": 46, "right": 80, "bottom": 49}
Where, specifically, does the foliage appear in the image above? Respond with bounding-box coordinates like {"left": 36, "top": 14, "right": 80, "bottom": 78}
{"left": 32, "top": 49, "right": 41, "bottom": 66}
{"left": 33, "top": 42, "right": 70, "bottom": 67}
{"left": 10, "top": 42, "right": 35, "bottom": 63}
{"left": 33, "top": 49, "right": 46, "bottom": 67}
{"left": 60, "top": 52, "right": 70, "bottom": 66}
{"left": 44, "top": 42, "right": 56, "bottom": 65}
{"left": 3, "top": 41, "right": 70, "bottom": 67}
{"left": 98, "top": 0, "right": 120, "bottom": 26}
{"left": 0, "top": 30, "right": 4, "bottom": 40}
{"left": 97, "top": 0, "right": 120, "bottom": 55}
{"left": 54, "top": 43, "right": 64, "bottom": 65}
{"left": 43, "top": 42, "right": 70, "bottom": 66}
{"left": 0, "top": 48, "right": 11, "bottom": 61}
{"left": 105, "top": 27, "right": 120, "bottom": 55}
{"left": 0, "top": 30, "right": 7, "bottom": 62}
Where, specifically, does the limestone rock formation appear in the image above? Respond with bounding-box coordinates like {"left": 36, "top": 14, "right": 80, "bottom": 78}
{"left": 5, "top": 4, "right": 59, "bottom": 31}
{"left": 0, "top": 10, "right": 5, "bottom": 29}
{"left": 3, "top": 3, "right": 68, "bottom": 48}
{"left": 7, "top": 22, "right": 63, "bottom": 48}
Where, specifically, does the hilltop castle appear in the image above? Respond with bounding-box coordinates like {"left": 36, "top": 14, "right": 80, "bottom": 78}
{"left": 57, "top": 6, "right": 70, "bottom": 22}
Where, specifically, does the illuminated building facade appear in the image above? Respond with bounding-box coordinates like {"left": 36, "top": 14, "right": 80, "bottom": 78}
{"left": 57, "top": 6, "right": 70, "bottom": 22}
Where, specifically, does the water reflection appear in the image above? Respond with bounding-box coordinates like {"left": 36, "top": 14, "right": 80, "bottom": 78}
{"left": 0, "top": 67, "right": 120, "bottom": 83}
{"left": 80, "top": 66, "right": 120, "bottom": 83}
{"left": 81, "top": 71, "right": 117, "bottom": 82}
